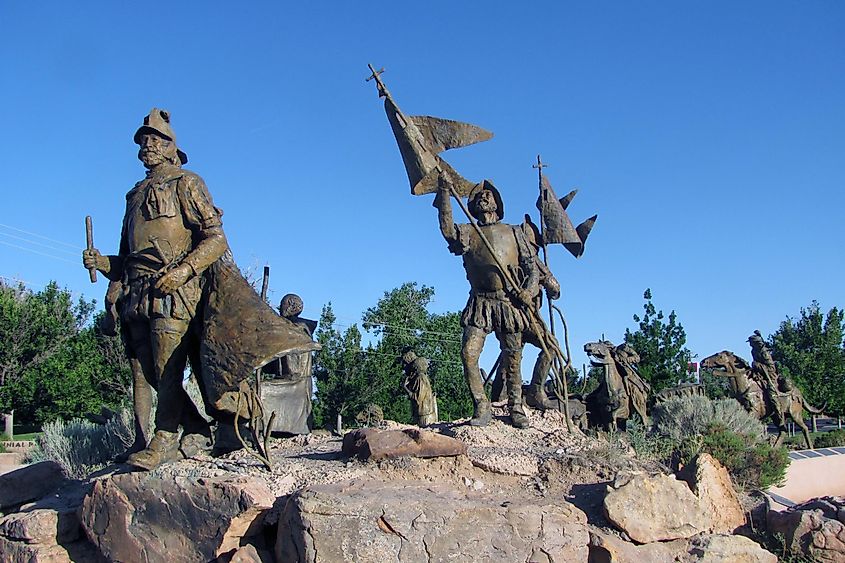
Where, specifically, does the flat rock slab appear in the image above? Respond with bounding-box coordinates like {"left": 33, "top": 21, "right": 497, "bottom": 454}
{"left": 0, "top": 461, "right": 67, "bottom": 510}
{"left": 277, "top": 478, "right": 589, "bottom": 562}
{"left": 80, "top": 472, "right": 274, "bottom": 563}
{"left": 342, "top": 428, "right": 467, "bottom": 461}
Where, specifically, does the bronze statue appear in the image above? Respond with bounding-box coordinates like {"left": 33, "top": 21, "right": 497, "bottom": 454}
{"left": 367, "top": 66, "right": 584, "bottom": 430}
{"left": 583, "top": 340, "right": 650, "bottom": 430}
{"left": 400, "top": 349, "right": 437, "bottom": 427}
{"left": 434, "top": 181, "right": 539, "bottom": 428}
{"left": 701, "top": 346, "right": 822, "bottom": 448}
{"left": 83, "top": 109, "right": 318, "bottom": 470}
{"left": 747, "top": 330, "right": 789, "bottom": 424}
{"left": 261, "top": 294, "right": 317, "bottom": 435}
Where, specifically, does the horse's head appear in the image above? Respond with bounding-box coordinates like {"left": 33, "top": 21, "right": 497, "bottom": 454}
{"left": 701, "top": 350, "right": 750, "bottom": 376}
{"left": 584, "top": 340, "right": 615, "bottom": 368}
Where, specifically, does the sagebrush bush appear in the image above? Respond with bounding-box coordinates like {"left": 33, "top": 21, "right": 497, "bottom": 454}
{"left": 648, "top": 396, "right": 789, "bottom": 490}
{"left": 625, "top": 419, "right": 674, "bottom": 464}
{"left": 652, "top": 395, "right": 765, "bottom": 443}
{"left": 27, "top": 409, "right": 135, "bottom": 479}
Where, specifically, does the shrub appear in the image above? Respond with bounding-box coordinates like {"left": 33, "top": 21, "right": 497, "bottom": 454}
{"left": 625, "top": 418, "right": 674, "bottom": 464}
{"left": 815, "top": 429, "right": 845, "bottom": 448}
{"left": 26, "top": 410, "right": 135, "bottom": 479}
{"left": 652, "top": 395, "right": 765, "bottom": 443}
{"left": 650, "top": 396, "right": 789, "bottom": 490}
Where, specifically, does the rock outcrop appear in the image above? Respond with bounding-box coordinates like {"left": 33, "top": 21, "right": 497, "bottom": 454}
{"left": 604, "top": 471, "right": 710, "bottom": 543}
{"left": 277, "top": 478, "right": 589, "bottom": 562}
{"left": 681, "top": 453, "right": 746, "bottom": 534}
{"left": 768, "top": 496, "right": 845, "bottom": 562}
{"left": 0, "top": 461, "right": 67, "bottom": 510}
{"left": 80, "top": 473, "right": 274, "bottom": 563}
{"left": 589, "top": 528, "right": 777, "bottom": 562}
{"left": 604, "top": 454, "right": 746, "bottom": 543}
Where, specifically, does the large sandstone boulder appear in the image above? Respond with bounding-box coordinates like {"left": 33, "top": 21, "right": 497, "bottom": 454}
{"left": 603, "top": 471, "right": 710, "bottom": 543}
{"left": 682, "top": 453, "right": 745, "bottom": 534}
{"left": 342, "top": 428, "right": 467, "bottom": 461}
{"left": 0, "top": 507, "right": 99, "bottom": 563}
{"left": 589, "top": 528, "right": 776, "bottom": 562}
{"left": 0, "top": 461, "right": 67, "bottom": 510}
{"left": 604, "top": 454, "right": 746, "bottom": 543}
{"left": 277, "top": 478, "right": 589, "bottom": 562}
{"left": 80, "top": 472, "right": 274, "bottom": 563}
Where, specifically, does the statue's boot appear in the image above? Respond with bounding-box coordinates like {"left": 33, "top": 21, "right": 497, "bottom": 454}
{"left": 469, "top": 400, "right": 492, "bottom": 427}
{"left": 509, "top": 403, "right": 530, "bottom": 429}
{"left": 114, "top": 437, "right": 147, "bottom": 463}
{"left": 523, "top": 384, "right": 553, "bottom": 411}
{"left": 126, "top": 430, "right": 181, "bottom": 471}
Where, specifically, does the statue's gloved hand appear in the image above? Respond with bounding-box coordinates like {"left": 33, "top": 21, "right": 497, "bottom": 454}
{"left": 82, "top": 248, "right": 108, "bottom": 272}
{"left": 544, "top": 277, "right": 561, "bottom": 301}
{"left": 155, "top": 263, "right": 192, "bottom": 294}
{"left": 514, "top": 288, "right": 535, "bottom": 309}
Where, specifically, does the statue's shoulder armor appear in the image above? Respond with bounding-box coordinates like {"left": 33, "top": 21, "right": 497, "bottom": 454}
{"left": 176, "top": 169, "right": 206, "bottom": 187}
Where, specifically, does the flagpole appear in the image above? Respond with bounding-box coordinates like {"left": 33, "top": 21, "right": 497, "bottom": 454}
{"left": 533, "top": 155, "right": 556, "bottom": 338}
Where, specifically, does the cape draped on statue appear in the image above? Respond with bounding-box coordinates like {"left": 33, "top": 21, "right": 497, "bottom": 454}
{"left": 198, "top": 258, "right": 321, "bottom": 417}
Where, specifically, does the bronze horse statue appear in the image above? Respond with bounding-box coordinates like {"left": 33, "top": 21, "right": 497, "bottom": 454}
{"left": 701, "top": 350, "right": 822, "bottom": 448}
{"left": 584, "top": 340, "right": 650, "bottom": 431}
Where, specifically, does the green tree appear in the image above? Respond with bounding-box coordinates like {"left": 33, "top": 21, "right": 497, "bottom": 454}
{"left": 769, "top": 302, "right": 845, "bottom": 416}
{"left": 311, "top": 303, "right": 375, "bottom": 431}
{"left": 362, "top": 282, "right": 472, "bottom": 423}
{"left": 624, "top": 288, "right": 693, "bottom": 393}
{"left": 0, "top": 281, "right": 130, "bottom": 426}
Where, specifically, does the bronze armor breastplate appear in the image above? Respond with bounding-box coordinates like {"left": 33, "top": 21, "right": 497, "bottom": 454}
{"left": 125, "top": 177, "right": 193, "bottom": 277}
{"left": 462, "top": 223, "right": 519, "bottom": 292}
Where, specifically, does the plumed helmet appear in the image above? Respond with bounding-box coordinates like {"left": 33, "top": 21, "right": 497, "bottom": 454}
{"left": 280, "top": 293, "right": 304, "bottom": 318}
{"left": 467, "top": 179, "right": 504, "bottom": 221}
{"left": 134, "top": 108, "right": 188, "bottom": 164}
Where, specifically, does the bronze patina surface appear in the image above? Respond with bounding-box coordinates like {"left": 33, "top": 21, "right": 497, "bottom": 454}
{"left": 83, "top": 109, "right": 318, "bottom": 470}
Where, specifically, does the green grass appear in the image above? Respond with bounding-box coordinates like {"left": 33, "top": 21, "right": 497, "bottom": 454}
{"left": 10, "top": 432, "right": 41, "bottom": 441}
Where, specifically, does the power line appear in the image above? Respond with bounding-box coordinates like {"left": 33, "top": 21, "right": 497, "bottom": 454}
{"left": 0, "top": 240, "right": 78, "bottom": 265}
{"left": 0, "top": 222, "right": 79, "bottom": 250}
{"left": 0, "top": 231, "right": 79, "bottom": 257}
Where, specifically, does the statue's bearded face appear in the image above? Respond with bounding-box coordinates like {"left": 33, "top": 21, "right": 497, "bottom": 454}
{"left": 476, "top": 189, "right": 498, "bottom": 213}
{"left": 138, "top": 133, "right": 178, "bottom": 168}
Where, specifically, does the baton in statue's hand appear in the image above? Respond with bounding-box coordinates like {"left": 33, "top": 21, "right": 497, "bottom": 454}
{"left": 85, "top": 216, "right": 97, "bottom": 283}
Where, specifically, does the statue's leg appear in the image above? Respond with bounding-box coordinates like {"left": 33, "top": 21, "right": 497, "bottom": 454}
{"left": 117, "top": 321, "right": 156, "bottom": 462}
{"left": 128, "top": 318, "right": 199, "bottom": 470}
{"left": 462, "top": 326, "right": 491, "bottom": 426}
{"left": 498, "top": 330, "right": 529, "bottom": 429}
{"left": 793, "top": 414, "right": 814, "bottom": 449}
{"left": 523, "top": 329, "right": 552, "bottom": 410}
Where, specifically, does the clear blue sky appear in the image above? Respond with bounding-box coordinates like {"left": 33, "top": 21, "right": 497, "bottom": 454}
{"left": 1, "top": 1, "right": 843, "bottom": 374}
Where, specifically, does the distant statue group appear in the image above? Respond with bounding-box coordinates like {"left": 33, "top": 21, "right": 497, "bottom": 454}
{"left": 82, "top": 73, "right": 819, "bottom": 471}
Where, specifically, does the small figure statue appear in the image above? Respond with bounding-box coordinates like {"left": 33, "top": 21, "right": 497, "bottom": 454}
{"left": 261, "top": 294, "right": 317, "bottom": 435}
{"left": 400, "top": 349, "right": 437, "bottom": 427}
{"left": 434, "top": 180, "right": 539, "bottom": 428}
